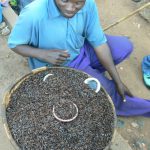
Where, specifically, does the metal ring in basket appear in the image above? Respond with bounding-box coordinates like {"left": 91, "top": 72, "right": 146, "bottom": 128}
{"left": 52, "top": 102, "right": 78, "bottom": 123}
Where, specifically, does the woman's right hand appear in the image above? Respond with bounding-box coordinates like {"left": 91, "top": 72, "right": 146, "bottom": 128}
{"left": 39, "top": 50, "right": 70, "bottom": 65}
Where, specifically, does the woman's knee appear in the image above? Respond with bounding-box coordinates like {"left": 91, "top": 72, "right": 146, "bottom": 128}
{"left": 122, "top": 36, "right": 133, "bottom": 55}
{"left": 106, "top": 35, "right": 133, "bottom": 64}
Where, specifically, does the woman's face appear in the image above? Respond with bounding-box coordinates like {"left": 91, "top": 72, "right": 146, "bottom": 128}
{"left": 55, "top": 0, "right": 86, "bottom": 18}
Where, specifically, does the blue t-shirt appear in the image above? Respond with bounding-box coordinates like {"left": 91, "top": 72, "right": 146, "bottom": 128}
{"left": 8, "top": 0, "right": 107, "bottom": 69}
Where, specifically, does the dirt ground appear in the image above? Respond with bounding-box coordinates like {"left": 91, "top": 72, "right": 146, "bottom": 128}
{"left": 0, "top": 0, "right": 150, "bottom": 150}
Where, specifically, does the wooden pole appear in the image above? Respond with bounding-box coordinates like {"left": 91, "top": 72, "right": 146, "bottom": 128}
{"left": 104, "top": 2, "right": 150, "bottom": 31}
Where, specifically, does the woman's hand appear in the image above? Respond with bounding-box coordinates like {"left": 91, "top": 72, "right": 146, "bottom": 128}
{"left": 39, "top": 50, "right": 70, "bottom": 65}
{"left": 116, "top": 81, "right": 133, "bottom": 102}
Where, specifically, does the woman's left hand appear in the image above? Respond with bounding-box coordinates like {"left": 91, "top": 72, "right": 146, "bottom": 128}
{"left": 116, "top": 81, "right": 133, "bottom": 102}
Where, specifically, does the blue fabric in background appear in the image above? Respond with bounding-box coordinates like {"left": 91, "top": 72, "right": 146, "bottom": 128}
{"left": 18, "top": 0, "right": 34, "bottom": 11}
{"left": 142, "top": 55, "right": 150, "bottom": 75}
{"left": 0, "top": 5, "right": 2, "bottom": 23}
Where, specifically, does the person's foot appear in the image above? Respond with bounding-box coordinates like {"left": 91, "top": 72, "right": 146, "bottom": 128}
{"left": 132, "top": 0, "right": 142, "bottom": 2}
{"left": 142, "top": 56, "right": 150, "bottom": 88}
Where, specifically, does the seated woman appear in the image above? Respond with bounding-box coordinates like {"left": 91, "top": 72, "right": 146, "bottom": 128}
{"left": 8, "top": 0, "right": 150, "bottom": 117}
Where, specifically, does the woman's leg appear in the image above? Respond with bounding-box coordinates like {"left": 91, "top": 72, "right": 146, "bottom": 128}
{"left": 69, "top": 35, "right": 150, "bottom": 117}
{"left": 87, "top": 35, "right": 133, "bottom": 72}
{"left": 80, "top": 65, "right": 150, "bottom": 117}
{"left": 69, "top": 35, "right": 133, "bottom": 71}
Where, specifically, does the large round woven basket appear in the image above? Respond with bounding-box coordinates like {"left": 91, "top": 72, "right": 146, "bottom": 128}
{"left": 2, "top": 67, "right": 117, "bottom": 150}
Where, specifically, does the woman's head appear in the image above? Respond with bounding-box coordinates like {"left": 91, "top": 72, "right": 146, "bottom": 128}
{"left": 55, "top": 0, "right": 86, "bottom": 18}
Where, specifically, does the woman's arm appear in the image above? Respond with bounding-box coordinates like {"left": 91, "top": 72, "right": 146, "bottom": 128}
{"left": 12, "top": 45, "right": 70, "bottom": 65}
{"left": 94, "top": 43, "right": 133, "bottom": 101}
